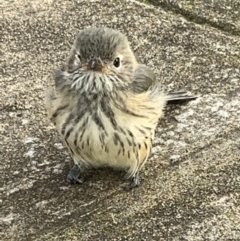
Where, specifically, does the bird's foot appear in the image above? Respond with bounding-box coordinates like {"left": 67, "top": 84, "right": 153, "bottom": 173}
{"left": 67, "top": 164, "right": 84, "bottom": 184}
{"left": 124, "top": 172, "right": 140, "bottom": 190}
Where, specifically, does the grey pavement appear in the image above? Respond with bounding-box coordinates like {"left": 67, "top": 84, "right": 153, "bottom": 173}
{"left": 147, "top": 0, "right": 240, "bottom": 35}
{"left": 0, "top": 0, "right": 240, "bottom": 240}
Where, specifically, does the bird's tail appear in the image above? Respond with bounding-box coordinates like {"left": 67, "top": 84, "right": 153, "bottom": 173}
{"left": 166, "top": 91, "right": 197, "bottom": 103}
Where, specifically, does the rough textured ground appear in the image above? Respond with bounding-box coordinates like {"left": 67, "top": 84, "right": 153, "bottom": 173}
{"left": 145, "top": 0, "right": 240, "bottom": 36}
{"left": 0, "top": 0, "right": 239, "bottom": 240}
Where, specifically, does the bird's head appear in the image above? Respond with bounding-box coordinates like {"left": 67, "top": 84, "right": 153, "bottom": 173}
{"left": 61, "top": 27, "right": 138, "bottom": 93}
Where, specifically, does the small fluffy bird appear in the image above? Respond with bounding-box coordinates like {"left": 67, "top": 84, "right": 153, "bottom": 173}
{"left": 46, "top": 27, "right": 196, "bottom": 188}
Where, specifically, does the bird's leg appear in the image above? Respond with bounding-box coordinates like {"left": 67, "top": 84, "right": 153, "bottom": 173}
{"left": 67, "top": 164, "right": 84, "bottom": 184}
{"left": 126, "top": 172, "right": 141, "bottom": 190}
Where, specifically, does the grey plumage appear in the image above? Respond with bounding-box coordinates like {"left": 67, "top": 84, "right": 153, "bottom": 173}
{"left": 46, "top": 27, "right": 196, "bottom": 188}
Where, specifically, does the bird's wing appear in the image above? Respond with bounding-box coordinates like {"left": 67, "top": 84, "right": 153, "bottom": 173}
{"left": 45, "top": 88, "right": 56, "bottom": 118}
{"left": 131, "top": 64, "right": 197, "bottom": 103}
{"left": 130, "top": 64, "right": 156, "bottom": 93}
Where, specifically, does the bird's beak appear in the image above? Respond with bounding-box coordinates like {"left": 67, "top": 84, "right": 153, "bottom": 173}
{"left": 87, "top": 57, "right": 104, "bottom": 72}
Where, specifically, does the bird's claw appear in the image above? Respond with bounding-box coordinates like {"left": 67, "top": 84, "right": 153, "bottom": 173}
{"left": 67, "top": 164, "right": 84, "bottom": 184}
{"left": 124, "top": 172, "right": 140, "bottom": 190}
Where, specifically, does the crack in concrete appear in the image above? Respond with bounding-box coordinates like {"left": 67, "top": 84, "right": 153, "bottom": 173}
{"left": 140, "top": 0, "right": 240, "bottom": 37}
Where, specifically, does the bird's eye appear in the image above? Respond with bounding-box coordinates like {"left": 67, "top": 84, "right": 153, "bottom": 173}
{"left": 67, "top": 54, "right": 82, "bottom": 72}
{"left": 113, "top": 57, "right": 120, "bottom": 68}
{"left": 76, "top": 54, "right": 81, "bottom": 62}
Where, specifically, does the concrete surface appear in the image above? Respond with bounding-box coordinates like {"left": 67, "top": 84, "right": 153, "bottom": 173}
{"left": 145, "top": 0, "right": 240, "bottom": 36}
{"left": 0, "top": 0, "right": 239, "bottom": 240}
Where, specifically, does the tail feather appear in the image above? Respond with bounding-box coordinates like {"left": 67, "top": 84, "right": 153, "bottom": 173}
{"left": 166, "top": 91, "right": 197, "bottom": 103}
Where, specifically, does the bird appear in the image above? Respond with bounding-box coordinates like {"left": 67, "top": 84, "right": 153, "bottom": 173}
{"left": 45, "top": 27, "right": 196, "bottom": 189}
